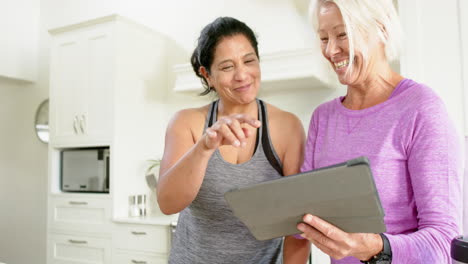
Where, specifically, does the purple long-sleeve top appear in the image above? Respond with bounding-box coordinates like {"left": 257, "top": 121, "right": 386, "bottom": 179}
{"left": 301, "top": 79, "right": 462, "bottom": 264}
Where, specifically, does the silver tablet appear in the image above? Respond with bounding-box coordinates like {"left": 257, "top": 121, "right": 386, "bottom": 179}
{"left": 224, "top": 157, "right": 386, "bottom": 241}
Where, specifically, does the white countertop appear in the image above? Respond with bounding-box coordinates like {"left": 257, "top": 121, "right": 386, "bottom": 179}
{"left": 113, "top": 214, "right": 178, "bottom": 226}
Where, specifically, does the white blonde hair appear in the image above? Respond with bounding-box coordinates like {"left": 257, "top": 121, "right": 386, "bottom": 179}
{"left": 309, "top": 0, "right": 402, "bottom": 76}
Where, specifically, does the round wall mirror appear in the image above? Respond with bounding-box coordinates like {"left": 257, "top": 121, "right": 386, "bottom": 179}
{"left": 35, "top": 99, "right": 49, "bottom": 144}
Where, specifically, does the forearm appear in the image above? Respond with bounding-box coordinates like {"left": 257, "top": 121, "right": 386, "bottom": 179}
{"left": 157, "top": 138, "right": 215, "bottom": 214}
{"left": 283, "top": 236, "right": 310, "bottom": 264}
{"left": 386, "top": 223, "right": 459, "bottom": 263}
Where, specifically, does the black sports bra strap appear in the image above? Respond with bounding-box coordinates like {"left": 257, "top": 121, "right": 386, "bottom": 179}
{"left": 259, "top": 100, "right": 283, "bottom": 176}
{"left": 207, "top": 100, "right": 217, "bottom": 128}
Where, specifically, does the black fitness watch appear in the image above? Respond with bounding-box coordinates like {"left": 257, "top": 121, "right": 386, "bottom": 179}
{"left": 360, "top": 233, "right": 392, "bottom": 264}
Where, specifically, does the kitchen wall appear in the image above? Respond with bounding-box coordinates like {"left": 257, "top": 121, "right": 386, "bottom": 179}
{"left": 0, "top": 1, "right": 47, "bottom": 263}
{"left": 0, "top": 1, "right": 466, "bottom": 264}
{"left": 0, "top": 0, "right": 39, "bottom": 81}
{"left": 0, "top": 78, "right": 48, "bottom": 264}
{"left": 0, "top": 59, "right": 47, "bottom": 264}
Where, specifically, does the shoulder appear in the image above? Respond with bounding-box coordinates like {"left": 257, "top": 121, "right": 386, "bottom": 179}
{"left": 166, "top": 104, "right": 212, "bottom": 140}
{"left": 171, "top": 105, "right": 209, "bottom": 123}
{"left": 395, "top": 79, "right": 452, "bottom": 135}
{"left": 400, "top": 79, "right": 446, "bottom": 111}
{"left": 317, "top": 98, "right": 337, "bottom": 112}
{"left": 263, "top": 101, "right": 305, "bottom": 164}
{"left": 306, "top": 98, "right": 337, "bottom": 128}
{"left": 264, "top": 102, "right": 303, "bottom": 132}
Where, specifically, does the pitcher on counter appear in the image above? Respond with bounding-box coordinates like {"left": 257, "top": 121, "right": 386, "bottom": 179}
{"left": 157, "top": 17, "right": 307, "bottom": 263}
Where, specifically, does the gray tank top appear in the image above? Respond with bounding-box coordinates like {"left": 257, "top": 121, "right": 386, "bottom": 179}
{"left": 169, "top": 99, "right": 284, "bottom": 264}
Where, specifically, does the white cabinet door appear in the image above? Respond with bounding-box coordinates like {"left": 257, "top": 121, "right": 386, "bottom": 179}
{"left": 80, "top": 25, "right": 114, "bottom": 144}
{"left": 50, "top": 32, "right": 86, "bottom": 145}
{"left": 48, "top": 233, "right": 111, "bottom": 264}
{"left": 113, "top": 223, "right": 170, "bottom": 255}
{"left": 50, "top": 23, "right": 114, "bottom": 147}
{"left": 113, "top": 251, "right": 168, "bottom": 264}
{"left": 49, "top": 195, "right": 111, "bottom": 234}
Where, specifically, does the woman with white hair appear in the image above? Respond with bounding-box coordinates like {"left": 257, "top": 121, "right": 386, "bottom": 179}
{"left": 287, "top": 0, "right": 463, "bottom": 263}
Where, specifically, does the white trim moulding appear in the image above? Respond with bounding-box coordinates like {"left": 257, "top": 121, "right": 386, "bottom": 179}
{"left": 173, "top": 48, "right": 337, "bottom": 93}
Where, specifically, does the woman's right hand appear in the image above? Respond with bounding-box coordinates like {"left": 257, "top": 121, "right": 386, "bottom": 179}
{"left": 204, "top": 114, "right": 261, "bottom": 150}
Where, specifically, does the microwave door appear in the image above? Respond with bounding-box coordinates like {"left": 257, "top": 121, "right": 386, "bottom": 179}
{"left": 94, "top": 149, "right": 108, "bottom": 192}
{"left": 104, "top": 149, "right": 110, "bottom": 192}
{"left": 62, "top": 150, "right": 100, "bottom": 191}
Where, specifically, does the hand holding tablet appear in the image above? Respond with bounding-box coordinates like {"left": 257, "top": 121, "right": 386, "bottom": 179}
{"left": 224, "top": 157, "right": 386, "bottom": 241}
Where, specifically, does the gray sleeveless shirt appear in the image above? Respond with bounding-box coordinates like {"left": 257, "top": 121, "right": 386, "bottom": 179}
{"left": 169, "top": 99, "right": 284, "bottom": 264}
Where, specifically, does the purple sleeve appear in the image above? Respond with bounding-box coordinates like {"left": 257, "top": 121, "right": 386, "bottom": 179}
{"left": 386, "top": 98, "right": 462, "bottom": 263}
{"left": 301, "top": 111, "right": 318, "bottom": 173}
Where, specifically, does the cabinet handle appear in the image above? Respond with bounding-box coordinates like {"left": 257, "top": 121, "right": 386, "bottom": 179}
{"left": 68, "top": 239, "right": 87, "bottom": 244}
{"left": 73, "top": 116, "right": 79, "bottom": 134}
{"left": 170, "top": 221, "right": 177, "bottom": 233}
{"left": 131, "top": 231, "right": 147, "bottom": 235}
{"left": 79, "top": 114, "right": 86, "bottom": 134}
{"left": 131, "top": 260, "right": 147, "bottom": 264}
{"left": 69, "top": 201, "right": 88, "bottom": 205}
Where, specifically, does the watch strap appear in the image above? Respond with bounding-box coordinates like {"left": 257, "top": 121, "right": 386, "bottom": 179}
{"left": 360, "top": 233, "right": 392, "bottom": 264}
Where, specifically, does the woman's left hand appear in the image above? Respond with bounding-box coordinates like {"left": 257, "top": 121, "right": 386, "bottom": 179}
{"left": 297, "top": 214, "right": 383, "bottom": 261}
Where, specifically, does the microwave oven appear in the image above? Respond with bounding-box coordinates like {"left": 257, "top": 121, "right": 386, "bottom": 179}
{"left": 61, "top": 148, "right": 110, "bottom": 193}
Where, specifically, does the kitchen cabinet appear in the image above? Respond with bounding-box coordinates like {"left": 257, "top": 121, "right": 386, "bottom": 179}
{"left": 48, "top": 195, "right": 112, "bottom": 235}
{"left": 48, "top": 233, "right": 111, "bottom": 264}
{"left": 47, "top": 14, "right": 180, "bottom": 264}
{"left": 47, "top": 194, "right": 112, "bottom": 264}
{"left": 49, "top": 22, "right": 114, "bottom": 147}
{"left": 113, "top": 251, "right": 167, "bottom": 264}
{"left": 112, "top": 222, "right": 172, "bottom": 263}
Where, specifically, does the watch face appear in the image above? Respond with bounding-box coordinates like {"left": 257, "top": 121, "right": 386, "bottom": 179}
{"left": 376, "top": 255, "right": 392, "bottom": 264}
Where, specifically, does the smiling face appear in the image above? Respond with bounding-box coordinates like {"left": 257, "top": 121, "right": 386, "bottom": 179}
{"left": 318, "top": 2, "right": 364, "bottom": 85}
{"left": 201, "top": 34, "right": 260, "bottom": 105}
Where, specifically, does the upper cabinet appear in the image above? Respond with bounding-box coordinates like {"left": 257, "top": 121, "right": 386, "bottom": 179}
{"left": 48, "top": 15, "right": 176, "bottom": 148}
{"left": 49, "top": 22, "right": 114, "bottom": 146}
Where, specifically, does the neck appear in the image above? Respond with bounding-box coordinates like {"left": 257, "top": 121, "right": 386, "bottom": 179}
{"left": 343, "top": 65, "right": 403, "bottom": 110}
{"left": 217, "top": 99, "right": 258, "bottom": 118}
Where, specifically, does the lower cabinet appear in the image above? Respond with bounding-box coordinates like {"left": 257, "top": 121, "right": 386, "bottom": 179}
{"left": 113, "top": 223, "right": 170, "bottom": 254}
{"left": 47, "top": 196, "right": 172, "bottom": 264}
{"left": 48, "top": 233, "right": 112, "bottom": 264}
{"left": 112, "top": 223, "right": 171, "bottom": 263}
{"left": 49, "top": 195, "right": 112, "bottom": 234}
{"left": 113, "top": 250, "right": 168, "bottom": 264}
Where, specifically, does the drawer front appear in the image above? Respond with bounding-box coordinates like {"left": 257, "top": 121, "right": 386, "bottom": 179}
{"left": 113, "top": 224, "right": 170, "bottom": 254}
{"left": 113, "top": 251, "right": 168, "bottom": 264}
{"left": 48, "top": 233, "right": 111, "bottom": 264}
{"left": 49, "top": 196, "right": 111, "bottom": 234}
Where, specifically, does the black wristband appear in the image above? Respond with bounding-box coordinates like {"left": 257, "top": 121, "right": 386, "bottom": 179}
{"left": 360, "top": 233, "right": 392, "bottom": 264}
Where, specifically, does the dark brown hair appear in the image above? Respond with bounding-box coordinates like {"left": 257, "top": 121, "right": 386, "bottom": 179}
{"left": 190, "top": 17, "right": 259, "bottom": 95}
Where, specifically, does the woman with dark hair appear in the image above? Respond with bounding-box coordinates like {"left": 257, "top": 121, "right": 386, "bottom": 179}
{"left": 157, "top": 17, "right": 308, "bottom": 263}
